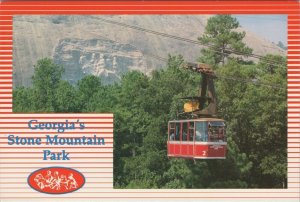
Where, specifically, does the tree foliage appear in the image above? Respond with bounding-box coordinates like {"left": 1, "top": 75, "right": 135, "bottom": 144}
{"left": 198, "top": 15, "right": 253, "bottom": 66}
{"left": 31, "top": 58, "right": 64, "bottom": 112}
{"left": 13, "top": 15, "right": 286, "bottom": 189}
{"left": 14, "top": 54, "right": 286, "bottom": 188}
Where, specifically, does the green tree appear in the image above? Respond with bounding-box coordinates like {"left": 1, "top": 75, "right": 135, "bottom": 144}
{"left": 77, "top": 75, "right": 102, "bottom": 111}
{"left": 216, "top": 56, "right": 287, "bottom": 188}
{"left": 31, "top": 58, "right": 64, "bottom": 112}
{"left": 13, "top": 55, "right": 286, "bottom": 189}
{"left": 13, "top": 87, "right": 34, "bottom": 112}
{"left": 85, "top": 84, "right": 119, "bottom": 112}
{"left": 247, "top": 55, "right": 287, "bottom": 188}
{"left": 198, "top": 15, "right": 252, "bottom": 66}
{"left": 55, "top": 80, "right": 80, "bottom": 112}
{"left": 163, "top": 159, "right": 193, "bottom": 188}
{"left": 114, "top": 56, "right": 200, "bottom": 188}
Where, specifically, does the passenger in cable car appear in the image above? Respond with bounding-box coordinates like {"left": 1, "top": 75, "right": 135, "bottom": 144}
{"left": 182, "top": 132, "right": 187, "bottom": 141}
{"left": 195, "top": 122, "right": 208, "bottom": 142}
{"left": 195, "top": 130, "right": 201, "bottom": 141}
{"left": 170, "top": 132, "right": 174, "bottom": 141}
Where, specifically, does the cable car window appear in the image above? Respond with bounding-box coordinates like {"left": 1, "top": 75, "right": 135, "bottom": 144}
{"left": 175, "top": 123, "right": 180, "bottom": 141}
{"left": 208, "top": 121, "right": 226, "bottom": 142}
{"left": 189, "top": 122, "right": 194, "bottom": 141}
{"left": 182, "top": 122, "right": 188, "bottom": 141}
{"left": 195, "top": 122, "right": 208, "bottom": 142}
{"left": 169, "top": 123, "right": 175, "bottom": 141}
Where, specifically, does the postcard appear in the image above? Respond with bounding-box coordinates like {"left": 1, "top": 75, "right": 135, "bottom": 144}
{"left": 0, "top": 0, "right": 299, "bottom": 201}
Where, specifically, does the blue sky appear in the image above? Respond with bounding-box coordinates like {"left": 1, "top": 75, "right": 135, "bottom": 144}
{"left": 234, "top": 15, "right": 287, "bottom": 46}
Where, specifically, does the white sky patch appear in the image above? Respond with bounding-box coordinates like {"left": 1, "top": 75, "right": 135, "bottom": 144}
{"left": 234, "top": 15, "right": 287, "bottom": 46}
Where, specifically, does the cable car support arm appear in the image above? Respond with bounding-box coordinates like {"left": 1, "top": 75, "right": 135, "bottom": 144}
{"left": 182, "top": 63, "right": 218, "bottom": 118}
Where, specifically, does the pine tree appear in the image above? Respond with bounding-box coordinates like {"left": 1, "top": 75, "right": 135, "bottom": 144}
{"left": 198, "top": 15, "right": 252, "bottom": 66}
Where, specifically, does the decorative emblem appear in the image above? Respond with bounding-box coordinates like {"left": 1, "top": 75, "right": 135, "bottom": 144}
{"left": 28, "top": 167, "right": 85, "bottom": 194}
{"left": 209, "top": 145, "right": 224, "bottom": 150}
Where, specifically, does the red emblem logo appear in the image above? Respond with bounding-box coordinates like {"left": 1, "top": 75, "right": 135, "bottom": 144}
{"left": 28, "top": 167, "right": 85, "bottom": 194}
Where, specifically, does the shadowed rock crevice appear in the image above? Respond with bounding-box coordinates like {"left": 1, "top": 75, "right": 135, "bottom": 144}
{"left": 53, "top": 38, "right": 146, "bottom": 85}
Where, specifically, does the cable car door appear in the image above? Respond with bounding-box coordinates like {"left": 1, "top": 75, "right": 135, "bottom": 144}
{"left": 187, "top": 122, "right": 194, "bottom": 157}
{"left": 181, "top": 122, "right": 189, "bottom": 157}
{"left": 174, "top": 122, "right": 181, "bottom": 156}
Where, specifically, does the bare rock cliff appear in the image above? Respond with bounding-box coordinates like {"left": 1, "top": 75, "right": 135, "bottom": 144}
{"left": 13, "top": 15, "right": 285, "bottom": 87}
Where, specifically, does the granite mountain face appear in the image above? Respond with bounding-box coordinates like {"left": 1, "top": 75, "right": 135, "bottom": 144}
{"left": 53, "top": 38, "right": 146, "bottom": 85}
{"left": 13, "top": 15, "right": 285, "bottom": 87}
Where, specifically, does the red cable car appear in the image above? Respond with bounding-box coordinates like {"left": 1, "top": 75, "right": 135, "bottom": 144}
{"left": 168, "top": 118, "right": 226, "bottom": 159}
{"left": 167, "top": 63, "right": 227, "bottom": 160}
